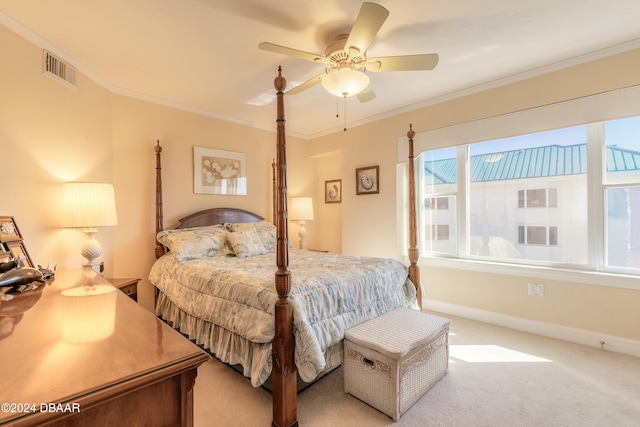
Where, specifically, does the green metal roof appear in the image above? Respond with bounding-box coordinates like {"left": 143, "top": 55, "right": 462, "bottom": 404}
{"left": 424, "top": 144, "right": 640, "bottom": 184}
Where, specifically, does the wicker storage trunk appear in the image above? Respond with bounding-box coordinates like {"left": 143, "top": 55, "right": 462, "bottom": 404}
{"left": 344, "top": 308, "right": 450, "bottom": 421}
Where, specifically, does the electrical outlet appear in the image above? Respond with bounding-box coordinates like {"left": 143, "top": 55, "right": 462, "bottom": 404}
{"left": 527, "top": 282, "right": 544, "bottom": 297}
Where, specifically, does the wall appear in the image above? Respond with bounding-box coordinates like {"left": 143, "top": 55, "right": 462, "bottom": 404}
{"left": 312, "top": 150, "right": 342, "bottom": 254}
{"left": 0, "top": 24, "right": 115, "bottom": 275}
{"left": 305, "top": 124, "right": 406, "bottom": 258}
{"left": 303, "top": 48, "right": 640, "bottom": 350}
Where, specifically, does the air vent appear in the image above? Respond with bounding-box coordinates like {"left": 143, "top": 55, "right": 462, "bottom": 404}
{"left": 43, "top": 50, "right": 77, "bottom": 89}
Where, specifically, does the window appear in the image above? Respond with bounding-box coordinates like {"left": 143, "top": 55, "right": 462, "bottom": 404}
{"left": 549, "top": 226, "right": 558, "bottom": 246}
{"left": 604, "top": 116, "right": 640, "bottom": 271}
{"left": 467, "top": 128, "right": 586, "bottom": 263}
{"left": 517, "top": 225, "right": 559, "bottom": 246}
{"left": 429, "top": 224, "right": 450, "bottom": 240}
{"left": 518, "top": 189, "right": 558, "bottom": 208}
{"left": 419, "top": 147, "right": 457, "bottom": 255}
{"left": 427, "top": 197, "right": 450, "bottom": 210}
{"left": 413, "top": 115, "right": 640, "bottom": 275}
{"left": 527, "top": 189, "right": 547, "bottom": 208}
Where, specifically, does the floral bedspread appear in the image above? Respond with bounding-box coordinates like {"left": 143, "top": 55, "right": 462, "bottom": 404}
{"left": 149, "top": 248, "right": 418, "bottom": 382}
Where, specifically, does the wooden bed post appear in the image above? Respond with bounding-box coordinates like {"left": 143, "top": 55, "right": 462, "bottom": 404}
{"left": 272, "top": 158, "right": 277, "bottom": 225}
{"left": 407, "top": 124, "right": 422, "bottom": 309}
{"left": 155, "top": 140, "right": 165, "bottom": 260}
{"left": 154, "top": 140, "right": 165, "bottom": 306}
{"left": 272, "top": 67, "right": 298, "bottom": 427}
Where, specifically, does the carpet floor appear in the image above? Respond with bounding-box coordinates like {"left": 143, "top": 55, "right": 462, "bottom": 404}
{"left": 194, "top": 312, "right": 640, "bottom": 426}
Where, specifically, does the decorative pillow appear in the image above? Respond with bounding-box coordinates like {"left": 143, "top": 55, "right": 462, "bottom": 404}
{"left": 228, "top": 230, "right": 268, "bottom": 258}
{"left": 157, "top": 225, "right": 232, "bottom": 261}
{"left": 225, "top": 221, "right": 277, "bottom": 252}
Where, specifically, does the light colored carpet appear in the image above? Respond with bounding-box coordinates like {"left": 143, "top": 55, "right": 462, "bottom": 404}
{"left": 194, "top": 313, "right": 640, "bottom": 426}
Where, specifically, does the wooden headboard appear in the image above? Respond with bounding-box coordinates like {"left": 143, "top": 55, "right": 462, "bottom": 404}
{"left": 177, "top": 208, "right": 264, "bottom": 229}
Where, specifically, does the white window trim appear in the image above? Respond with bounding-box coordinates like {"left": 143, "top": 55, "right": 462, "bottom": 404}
{"left": 415, "top": 255, "right": 640, "bottom": 291}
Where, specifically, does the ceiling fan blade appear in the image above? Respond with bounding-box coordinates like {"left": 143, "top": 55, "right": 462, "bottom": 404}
{"left": 345, "top": 2, "right": 389, "bottom": 55}
{"left": 356, "top": 86, "right": 376, "bottom": 103}
{"left": 367, "top": 54, "right": 439, "bottom": 72}
{"left": 258, "top": 42, "right": 331, "bottom": 64}
{"left": 286, "top": 74, "right": 325, "bottom": 95}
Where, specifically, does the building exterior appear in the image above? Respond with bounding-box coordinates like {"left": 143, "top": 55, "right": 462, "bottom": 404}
{"left": 421, "top": 143, "right": 640, "bottom": 268}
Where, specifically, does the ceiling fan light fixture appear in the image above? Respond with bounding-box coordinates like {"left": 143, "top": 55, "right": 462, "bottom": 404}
{"left": 321, "top": 68, "right": 370, "bottom": 97}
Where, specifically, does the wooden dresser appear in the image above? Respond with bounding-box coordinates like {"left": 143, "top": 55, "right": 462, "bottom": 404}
{"left": 0, "top": 270, "right": 210, "bottom": 426}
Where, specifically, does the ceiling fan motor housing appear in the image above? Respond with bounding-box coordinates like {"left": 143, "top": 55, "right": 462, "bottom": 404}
{"left": 325, "top": 34, "right": 366, "bottom": 70}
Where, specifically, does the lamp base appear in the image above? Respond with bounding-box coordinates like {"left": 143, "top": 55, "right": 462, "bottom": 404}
{"left": 298, "top": 221, "right": 308, "bottom": 250}
{"left": 81, "top": 228, "right": 103, "bottom": 273}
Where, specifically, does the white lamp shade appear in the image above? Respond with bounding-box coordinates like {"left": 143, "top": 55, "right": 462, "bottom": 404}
{"left": 321, "top": 69, "right": 370, "bottom": 97}
{"left": 63, "top": 183, "right": 118, "bottom": 228}
{"left": 290, "top": 197, "right": 314, "bottom": 221}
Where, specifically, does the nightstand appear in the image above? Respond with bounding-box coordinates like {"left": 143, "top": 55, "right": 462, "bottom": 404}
{"left": 106, "top": 277, "right": 140, "bottom": 301}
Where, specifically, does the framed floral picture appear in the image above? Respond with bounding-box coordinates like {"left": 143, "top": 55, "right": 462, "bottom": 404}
{"left": 325, "top": 179, "right": 342, "bottom": 203}
{"left": 355, "top": 165, "right": 379, "bottom": 195}
{"left": 194, "top": 146, "right": 247, "bottom": 195}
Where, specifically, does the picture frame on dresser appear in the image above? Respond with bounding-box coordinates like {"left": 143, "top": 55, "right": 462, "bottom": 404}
{"left": 0, "top": 252, "right": 12, "bottom": 263}
{"left": 0, "top": 216, "right": 22, "bottom": 242}
{"left": 6, "top": 241, "right": 33, "bottom": 268}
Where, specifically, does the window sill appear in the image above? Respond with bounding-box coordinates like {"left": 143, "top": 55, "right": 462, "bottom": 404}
{"left": 413, "top": 255, "right": 640, "bottom": 291}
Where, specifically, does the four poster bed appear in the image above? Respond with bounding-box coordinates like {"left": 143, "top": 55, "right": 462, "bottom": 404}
{"left": 149, "top": 67, "right": 422, "bottom": 427}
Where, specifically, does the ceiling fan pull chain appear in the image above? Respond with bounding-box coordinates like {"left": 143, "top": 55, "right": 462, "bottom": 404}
{"left": 336, "top": 94, "right": 340, "bottom": 118}
{"left": 343, "top": 93, "right": 348, "bottom": 131}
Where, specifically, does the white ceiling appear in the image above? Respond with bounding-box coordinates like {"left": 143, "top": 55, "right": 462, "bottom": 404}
{"left": 2, "top": 0, "right": 640, "bottom": 139}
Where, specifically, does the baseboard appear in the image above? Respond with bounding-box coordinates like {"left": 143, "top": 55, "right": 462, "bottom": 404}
{"left": 423, "top": 299, "right": 640, "bottom": 359}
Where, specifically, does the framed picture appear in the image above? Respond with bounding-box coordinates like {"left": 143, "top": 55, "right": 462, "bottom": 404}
{"left": 0, "top": 252, "right": 12, "bottom": 263}
{"left": 6, "top": 241, "right": 33, "bottom": 268}
{"left": 325, "top": 179, "right": 342, "bottom": 203}
{"left": 356, "top": 165, "right": 379, "bottom": 195}
{"left": 194, "top": 146, "right": 247, "bottom": 195}
{"left": 0, "top": 216, "right": 22, "bottom": 242}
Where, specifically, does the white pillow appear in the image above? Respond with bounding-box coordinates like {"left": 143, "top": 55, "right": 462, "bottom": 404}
{"left": 157, "top": 225, "right": 231, "bottom": 261}
{"left": 225, "top": 221, "right": 276, "bottom": 252}
{"left": 228, "top": 230, "right": 268, "bottom": 258}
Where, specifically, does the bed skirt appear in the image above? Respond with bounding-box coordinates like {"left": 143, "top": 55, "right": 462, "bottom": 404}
{"left": 155, "top": 291, "right": 343, "bottom": 387}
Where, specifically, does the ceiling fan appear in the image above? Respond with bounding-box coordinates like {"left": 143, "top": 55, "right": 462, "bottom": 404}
{"left": 258, "top": 2, "right": 439, "bottom": 103}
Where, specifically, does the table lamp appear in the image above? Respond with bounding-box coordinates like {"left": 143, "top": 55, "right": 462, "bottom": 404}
{"left": 290, "top": 197, "right": 314, "bottom": 249}
{"left": 63, "top": 182, "right": 118, "bottom": 273}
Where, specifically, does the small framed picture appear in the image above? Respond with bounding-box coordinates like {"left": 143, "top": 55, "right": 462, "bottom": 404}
{"left": 0, "top": 216, "right": 22, "bottom": 243}
{"left": 6, "top": 241, "right": 33, "bottom": 268}
{"left": 194, "top": 146, "right": 247, "bottom": 195}
{"left": 356, "top": 165, "right": 379, "bottom": 195}
{"left": 0, "top": 252, "right": 12, "bottom": 263}
{"left": 325, "top": 179, "right": 342, "bottom": 203}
